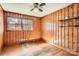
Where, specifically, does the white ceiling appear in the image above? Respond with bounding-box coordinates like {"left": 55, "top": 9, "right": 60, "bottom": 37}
{"left": 1, "top": 3, "right": 72, "bottom": 17}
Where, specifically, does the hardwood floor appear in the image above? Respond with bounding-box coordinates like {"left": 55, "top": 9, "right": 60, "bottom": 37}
{"left": 0, "top": 43, "right": 75, "bottom": 56}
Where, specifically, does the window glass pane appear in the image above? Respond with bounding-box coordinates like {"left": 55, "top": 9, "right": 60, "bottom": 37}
{"left": 17, "top": 18, "right": 21, "bottom": 24}
{"left": 8, "top": 17, "right": 21, "bottom": 24}
{"left": 23, "top": 25, "right": 32, "bottom": 30}
{"left": 7, "top": 17, "right": 33, "bottom": 31}
{"left": 27, "top": 20, "right": 33, "bottom": 25}
{"left": 27, "top": 20, "right": 33, "bottom": 30}
{"left": 7, "top": 17, "right": 22, "bottom": 30}
{"left": 22, "top": 19, "right": 28, "bottom": 24}
{"left": 27, "top": 24, "right": 33, "bottom": 30}
{"left": 22, "top": 19, "right": 33, "bottom": 25}
{"left": 22, "top": 19, "right": 33, "bottom": 30}
{"left": 8, "top": 24, "right": 16, "bottom": 30}
{"left": 8, "top": 17, "right": 17, "bottom": 24}
{"left": 23, "top": 25, "right": 28, "bottom": 30}
{"left": 15, "top": 25, "right": 22, "bottom": 30}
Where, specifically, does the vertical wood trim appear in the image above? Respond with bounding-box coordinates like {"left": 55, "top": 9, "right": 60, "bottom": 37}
{"left": 3, "top": 11, "right": 5, "bottom": 46}
{"left": 76, "top": 4, "right": 78, "bottom": 52}
{"left": 72, "top": 4, "right": 74, "bottom": 50}
{"left": 58, "top": 11, "right": 59, "bottom": 45}
{"left": 57, "top": 11, "right": 59, "bottom": 45}
{"left": 53, "top": 13, "right": 55, "bottom": 44}
{"left": 54, "top": 13, "right": 56, "bottom": 44}
{"left": 64, "top": 8, "right": 65, "bottom": 47}
{"left": 39, "top": 18, "right": 41, "bottom": 40}
{"left": 4, "top": 12, "right": 7, "bottom": 45}
{"left": 61, "top": 9, "right": 62, "bottom": 46}
{"left": 68, "top": 6, "right": 69, "bottom": 49}
{"left": 56, "top": 12, "right": 58, "bottom": 45}
{"left": 52, "top": 14, "right": 54, "bottom": 44}
{"left": 54, "top": 13, "right": 55, "bottom": 44}
{"left": 51, "top": 14, "right": 52, "bottom": 44}
{"left": 77, "top": 19, "right": 78, "bottom": 52}
{"left": 61, "top": 9, "right": 63, "bottom": 46}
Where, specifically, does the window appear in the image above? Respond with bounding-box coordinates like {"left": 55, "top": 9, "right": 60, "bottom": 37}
{"left": 8, "top": 17, "right": 22, "bottom": 30}
{"left": 22, "top": 19, "right": 33, "bottom": 30}
{"left": 7, "top": 17, "right": 33, "bottom": 31}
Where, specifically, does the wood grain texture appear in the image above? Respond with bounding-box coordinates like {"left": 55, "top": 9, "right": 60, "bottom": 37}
{"left": 0, "top": 5, "right": 4, "bottom": 53}
{"left": 41, "top": 14, "right": 52, "bottom": 43}
{"left": 4, "top": 11, "right": 41, "bottom": 46}
{"left": 0, "top": 43, "right": 75, "bottom": 56}
{"left": 0, "top": 3, "right": 79, "bottom": 54}
{"left": 41, "top": 3, "right": 79, "bottom": 53}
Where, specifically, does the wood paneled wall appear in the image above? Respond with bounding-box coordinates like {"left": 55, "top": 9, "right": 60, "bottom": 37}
{"left": 41, "top": 14, "right": 52, "bottom": 43}
{"left": 0, "top": 5, "right": 4, "bottom": 52}
{"left": 1, "top": 3, "right": 79, "bottom": 54}
{"left": 4, "top": 11, "right": 41, "bottom": 46}
{"left": 41, "top": 3, "right": 79, "bottom": 52}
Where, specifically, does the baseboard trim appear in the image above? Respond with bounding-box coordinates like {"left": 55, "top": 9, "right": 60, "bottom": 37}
{"left": 47, "top": 42, "right": 79, "bottom": 56}
{"left": 0, "top": 48, "right": 2, "bottom": 54}
{"left": 3, "top": 38, "right": 46, "bottom": 48}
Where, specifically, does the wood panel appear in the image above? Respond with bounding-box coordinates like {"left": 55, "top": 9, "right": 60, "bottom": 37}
{"left": 73, "top": 4, "right": 78, "bottom": 18}
{"left": 61, "top": 8, "right": 65, "bottom": 20}
{"left": 28, "top": 17, "right": 41, "bottom": 40}
{"left": 76, "top": 19, "right": 79, "bottom": 52}
{"left": 4, "top": 11, "right": 41, "bottom": 46}
{"left": 41, "top": 14, "right": 52, "bottom": 43}
{"left": 58, "top": 9, "right": 62, "bottom": 20}
{"left": 56, "top": 11, "right": 59, "bottom": 45}
{"left": 53, "top": 13, "right": 56, "bottom": 44}
{"left": 61, "top": 9, "right": 65, "bottom": 47}
{"left": 0, "top": 5, "right": 4, "bottom": 53}
{"left": 78, "top": 4, "right": 79, "bottom": 17}
{"left": 61, "top": 23, "right": 65, "bottom": 47}
{"left": 55, "top": 12, "right": 59, "bottom": 45}
{"left": 77, "top": 27, "right": 79, "bottom": 52}
{"left": 73, "top": 26, "right": 77, "bottom": 51}
{"left": 58, "top": 10, "right": 62, "bottom": 46}
{"left": 41, "top": 3, "right": 79, "bottom": 53}
{"left": 68, "top": 5, "right": 73, "bottom": 18}
{"left": 64, "top": 6, "right": 69, "bottom": 19}
{"left": 51, "top": 13, "right": 54, "bottom": 44}
{"left": 53, "top": 12, "right": 58, "bottom": 45}
{"left": 69, "top": 27, "right": 73, "bottom": 50}
{"left": 65, "top": 23, "right": 69, "bottom": 48}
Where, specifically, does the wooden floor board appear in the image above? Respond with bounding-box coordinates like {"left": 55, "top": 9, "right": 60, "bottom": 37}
{"left": 0, "top": 43, "right": 75, "bottom": 56}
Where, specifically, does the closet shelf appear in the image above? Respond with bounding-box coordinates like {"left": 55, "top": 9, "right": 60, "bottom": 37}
{"left": 58, "top": 25, "right": 79, "bottom": 27}
{"left": 58, "top": 17, "right": 79, "bottom": 22}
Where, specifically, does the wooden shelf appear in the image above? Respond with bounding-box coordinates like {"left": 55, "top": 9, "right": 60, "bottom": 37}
{"left": 58, "top": 25, "right": 79, "bottom": 27}
{"left": 58, "top": 17, "right": 79, "bottom": 22}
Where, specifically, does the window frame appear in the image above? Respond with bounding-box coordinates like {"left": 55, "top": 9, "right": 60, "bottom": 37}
{"left": 7, "top": 16, "right": 33, "bottom": 31}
